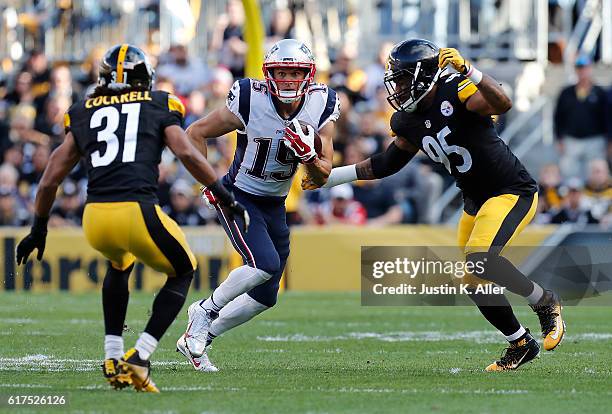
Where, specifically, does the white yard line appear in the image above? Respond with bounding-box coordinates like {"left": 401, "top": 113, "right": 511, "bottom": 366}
{"left": 0, "top": 355, "right": 185, "bottom": 372}
{"left": 0, "top": 383, "right": 53, "bottom": 388}
{"left": 0, "top": 318, "right": 35, "bottom": 324}
{"left": 257, "top": 331, "right": 612, "bottom": 343}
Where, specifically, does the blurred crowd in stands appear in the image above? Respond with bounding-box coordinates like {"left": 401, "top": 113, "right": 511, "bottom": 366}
{"left": 0, "top": 0, "right": 611, "bottom": 229}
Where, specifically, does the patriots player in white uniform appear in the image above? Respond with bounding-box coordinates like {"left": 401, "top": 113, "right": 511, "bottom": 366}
{"left": 176, "top": 39, "right": 339, "bottom": 371}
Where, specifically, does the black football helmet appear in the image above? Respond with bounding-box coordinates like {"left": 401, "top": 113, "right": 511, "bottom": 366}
{"left": 384, "top": 38, "right": 442, "bottom": 112}
{"left": 98, "top": 44, "right": 155, "bottom": 90}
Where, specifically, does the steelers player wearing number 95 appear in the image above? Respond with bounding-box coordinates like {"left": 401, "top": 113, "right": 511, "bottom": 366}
{"left": 15, "top": 44, "right": 249, "bottom": 392}
{"left": 306, "top": 39, "right": 566, "bottom": 371}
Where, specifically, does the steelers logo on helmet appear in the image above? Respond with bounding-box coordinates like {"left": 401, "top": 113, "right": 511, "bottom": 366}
{"left": 98, "top": 44, "right": 155, "bottom": 91}
{"left": 263, "top": 39, "right": 316, "bottom": 104}
{"left": 384, "top": 38, "right": 443, "bottom": 113}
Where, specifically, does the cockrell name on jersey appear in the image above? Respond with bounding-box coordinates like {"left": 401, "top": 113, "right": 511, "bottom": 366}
{"left": 65, "top": 90, "right": 185, "bottom": 203}
{"left": 85, "top": 91, "right": 153, "bottom": 108}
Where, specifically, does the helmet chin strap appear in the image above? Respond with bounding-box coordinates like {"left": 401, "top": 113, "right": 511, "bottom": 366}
{"left": 276, "top": 91, "right": 302, "bottom": 103}
{"left": 271, "top": 78, "right": 308, "bottom": 103}
{"left": 401, "top": 67, "right": 442, "bottom": 112}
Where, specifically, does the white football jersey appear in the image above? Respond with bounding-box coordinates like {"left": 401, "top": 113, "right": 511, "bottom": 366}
{"left": 224, "top": 78, "right": 340, "bottom": 197}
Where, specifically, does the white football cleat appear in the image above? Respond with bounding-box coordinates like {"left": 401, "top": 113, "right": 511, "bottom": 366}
{"left": 182, "top": 301, "right": 214, "bottom": 357}
{"left": 176, "top": 336, "right": 218, "bottom": 372}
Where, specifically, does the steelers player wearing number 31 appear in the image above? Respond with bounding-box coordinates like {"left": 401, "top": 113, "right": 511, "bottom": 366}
{"left": 175, "top": 39, "right": 339, "bottom": 371}
{"left": 305, "top": 39, "right": 566, "bottom": 371}
{"left": 15, "top": 44, "right": 249, "bottom": 392}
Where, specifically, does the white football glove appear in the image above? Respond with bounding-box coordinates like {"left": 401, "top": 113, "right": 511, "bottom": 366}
{"left": 283, "top": 119, "right": 317, "bottom": 163}
{"left": 199, "top": 185, "right": 217, "bottom": 210}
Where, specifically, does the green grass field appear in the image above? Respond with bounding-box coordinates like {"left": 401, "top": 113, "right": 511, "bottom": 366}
{"left": 0, "top": 292, "right": 610, "bottom": 413}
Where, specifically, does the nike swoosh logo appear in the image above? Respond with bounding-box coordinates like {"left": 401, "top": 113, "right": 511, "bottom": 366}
{"left": 511, "top": 351, "right": 529, "bottom": 369}
{"left": 550, "top": 317, "right": 563, "bottom": 340}
{"left": 178, "top": 341, "right": 201, "bottom": 368}
{"left": 192, "top": 357, "right": 201, "bottom": 368}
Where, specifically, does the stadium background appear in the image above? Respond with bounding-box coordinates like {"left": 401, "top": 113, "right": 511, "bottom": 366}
{"left": 0, "top": 0, "right": 611, "bottom": 292}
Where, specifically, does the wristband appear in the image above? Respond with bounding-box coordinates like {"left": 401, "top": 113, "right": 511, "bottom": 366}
{"left": 322, "top": 165, "right": 358, "bottom": 188}
{"left": 466, "top": 65, "right": 483, "bottom": 85}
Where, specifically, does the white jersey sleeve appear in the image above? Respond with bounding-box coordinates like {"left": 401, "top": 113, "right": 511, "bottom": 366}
{"left": 317, "top": 86, "right": 341, "bottom": 129}
{"left": 225, "top": 79, "right": 252, "bottom": 133}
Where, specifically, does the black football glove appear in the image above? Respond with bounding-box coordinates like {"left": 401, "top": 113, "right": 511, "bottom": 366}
{"left": 207, "top": 181, "right": 250, "bottom": 233}
{"left": 16, "top": 215, "right": 49, "bottom": 265}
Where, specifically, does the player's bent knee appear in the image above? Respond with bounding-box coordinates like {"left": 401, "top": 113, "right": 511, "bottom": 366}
{"left": 466, "top": 252, "right": 510, "bottom": 286}
{"left": 251, "top": 260, "right": 280, "bottom": 279}
{"left": 247, "top": 279, "right": 281, "bottom": 308}
{"left": 248, "top": 266, "right": 274, "bottom": 283}
{"left": 102, "top": 262, "right": 134, "bottom": 291}
{"left": 162, "top": 269, "right": 194, "bottom": 299}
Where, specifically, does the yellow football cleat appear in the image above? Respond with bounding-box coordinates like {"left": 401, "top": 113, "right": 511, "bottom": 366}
{"left": 102, "top": 358, "right": 131, "bottom": 389}
{"left": 530, "top": 290, "right": 566, "bottom": 351}
{"left": 118, "top": 348, "right": 160, "bottom": 393}
{"left": 485, "top": 330, "right": 540, "bottom": 372}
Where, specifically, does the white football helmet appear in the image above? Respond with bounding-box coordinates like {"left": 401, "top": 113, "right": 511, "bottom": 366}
{"left": 262, "top": 39, "right": 316, "bottom": 103}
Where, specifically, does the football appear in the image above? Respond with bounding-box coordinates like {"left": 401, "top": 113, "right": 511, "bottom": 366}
{"left": 288, "top": 120, "right": 323, "bottom": 156}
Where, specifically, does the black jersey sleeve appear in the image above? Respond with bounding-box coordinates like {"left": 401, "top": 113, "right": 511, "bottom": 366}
{"left": 158, "top": 92, "right": 186, "bottom": 129}
{"left": 440, "top": 73, "right": 479, "bottom": 106}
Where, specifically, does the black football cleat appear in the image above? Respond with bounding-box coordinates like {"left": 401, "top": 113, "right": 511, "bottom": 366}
{"left": 485, "top": 330, "right": 540, "bottom": 371}
{"left": 530, "top": 289, "right": 566, "bottom": 351}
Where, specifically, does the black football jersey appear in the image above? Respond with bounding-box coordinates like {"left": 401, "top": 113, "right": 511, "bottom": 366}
{"left": 390, "top": 74, "right": 537, "bottom": 209}
{"left": 64, "top": 90, "right": 185, "bottom": 203}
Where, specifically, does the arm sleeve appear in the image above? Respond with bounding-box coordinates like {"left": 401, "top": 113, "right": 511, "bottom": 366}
{"left": 370, "top": 141, "right": 416, "bottom": 179}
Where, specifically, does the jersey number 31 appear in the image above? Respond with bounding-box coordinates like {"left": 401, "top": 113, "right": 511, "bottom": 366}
{"left": 89, "top": 103, "right": 141, "bottom": 167}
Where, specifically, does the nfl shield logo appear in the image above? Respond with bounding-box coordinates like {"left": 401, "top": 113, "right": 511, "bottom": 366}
{"left": 441, "top": 100, "right": 454, "bottom": 116}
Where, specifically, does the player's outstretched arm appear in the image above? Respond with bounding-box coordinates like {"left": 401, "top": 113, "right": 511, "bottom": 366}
{"left": 185, "top": 106, "right": 244, "bottom": 158}
{"left": 303, "top": 136, "right": 418, "bottom": 189}
{"left": 16, "top": 132, "right": 82, "bottom": 264}
{"left": 438, "top": 47, "right": 512, "bottom": 116}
